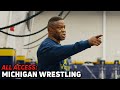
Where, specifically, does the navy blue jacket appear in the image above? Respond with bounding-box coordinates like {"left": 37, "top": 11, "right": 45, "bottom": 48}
{"left": 37, "top": 37, "right": 91, "bottom": 71}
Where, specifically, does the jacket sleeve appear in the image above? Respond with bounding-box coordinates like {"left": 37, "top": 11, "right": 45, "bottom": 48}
{"left": 47, "top": 40, "right": 92, "bottom": 62}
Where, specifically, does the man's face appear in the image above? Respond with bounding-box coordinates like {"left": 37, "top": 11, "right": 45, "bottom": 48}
{"left": 49, "top": 20, "right": 66, "bottom": 41}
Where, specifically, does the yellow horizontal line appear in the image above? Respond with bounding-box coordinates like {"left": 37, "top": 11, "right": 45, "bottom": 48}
{"left": 72, "top": 60, "right": 120, "bottom": 64}
{"left": 0, "top": 49, "right": 16, "bottom": 56}
{"left": 16, "top": 56, "right": 25, "bottom": 60}
{"left": 25, "top": 58, "right": 32, "bottom": 62}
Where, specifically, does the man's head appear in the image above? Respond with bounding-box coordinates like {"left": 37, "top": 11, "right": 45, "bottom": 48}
{"left": 47, "top": 16, "right": 66, "bottom": 42}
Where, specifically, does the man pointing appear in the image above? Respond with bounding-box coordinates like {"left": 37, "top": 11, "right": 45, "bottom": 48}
{"left": 37, "top": 16, "right": 102, "bottom": 71}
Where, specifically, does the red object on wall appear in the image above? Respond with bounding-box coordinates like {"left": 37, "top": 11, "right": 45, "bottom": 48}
{"left": 10, "top": 26, "right": 14, "bottom": 31}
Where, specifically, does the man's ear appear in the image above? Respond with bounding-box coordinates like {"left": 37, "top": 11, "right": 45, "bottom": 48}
{"left": 48, "top": 27, "right": 51, "bottom": 32}
{"left": 48, "top": 27, "right": 53, "bottom": 34}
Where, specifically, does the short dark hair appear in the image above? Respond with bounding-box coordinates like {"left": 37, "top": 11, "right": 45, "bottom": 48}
{"left": 47, "top": 16, "right": 63, "bottom": 27}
